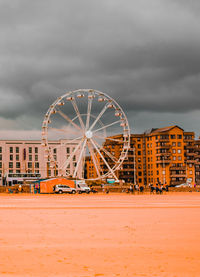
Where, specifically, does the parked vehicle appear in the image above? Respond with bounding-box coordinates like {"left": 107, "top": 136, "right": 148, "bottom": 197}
{"left": 53, "top": 184, "right": 76, "bottom": 194}
{"left": 75, "top": 180, "right": 90, "bottom": 194}
{"left": 175, "top": 183, "right": 188, "bottom": 188}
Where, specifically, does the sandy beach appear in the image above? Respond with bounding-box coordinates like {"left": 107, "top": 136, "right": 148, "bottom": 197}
{"left": 0, "top": 193, "right": 200, "bottom": 277}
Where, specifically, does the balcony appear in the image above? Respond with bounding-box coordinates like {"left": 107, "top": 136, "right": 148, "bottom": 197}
{"left": 186, "top": 152, "right": 195, "bottom": 156}
{"left": 156, "top": 144, "right": 170, "bottom": 149}
{"left": 170, "top": 174, "right": 186, "bottom": 178}
{"left": 156, "top": 159, "right": 171, "bottom": 164}
{"left": 156, "top": 152, "right": 171, "bottom": 156}
{"left": 157, "top": 138, "right": 169, "bottom": 143}
{"left": 170, "top": 166, "right": 186, "bottom": 171}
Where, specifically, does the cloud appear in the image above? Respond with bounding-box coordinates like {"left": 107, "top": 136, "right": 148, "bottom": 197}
{"left": 0, "top": 0, "right": 200, "bottom": 136}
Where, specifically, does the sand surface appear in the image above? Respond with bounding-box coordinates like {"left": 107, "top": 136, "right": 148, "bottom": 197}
{"left": 0, "top": 193, "right": 200, "bottom": 277}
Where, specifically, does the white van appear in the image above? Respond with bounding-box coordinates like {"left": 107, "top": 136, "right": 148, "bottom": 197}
{"left": 75, "top": 180, "right": 90, "bottom": 194}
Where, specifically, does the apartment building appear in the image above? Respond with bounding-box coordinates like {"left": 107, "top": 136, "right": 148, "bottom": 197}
{"left": 145, "top": 126, "right": 195, "bottom": 186}
{"left": 85, "top": 125, "right": 196, "bottom": 186}
{"left": 0, "top": 139, "right": 81, "bottom": 179}
{"left": 194, "top": 139, "right": 200, "bottom": 185}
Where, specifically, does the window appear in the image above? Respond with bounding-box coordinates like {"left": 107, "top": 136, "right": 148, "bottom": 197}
{"left": 66, "top": 147, "right": 70, "bottom": 154}
{"left": 138, "top": 151, "right": 141, "bottom": 156}
{"left": 35, "top": 155, "right": 38, "bottom": 161}
{"left": 16, "top": 147, "right": 19, "bottom": 153}
{"left": 171, "top": 135, "right": 176, "bottom": 139}
{"left": 173, "top": 156, "right": 176, "bottom": 161}
{"left": 16, "top": 162, "right": 20, "bottom": 169}
{"left": 54, "top": 155, "right": 57, "bottom": 161}
{"left": 35, "top": 162, "right": 39, "bottom": 168}
{"left": 177, "top": 149, "right": 181, "bottom": 154}
{"left": 172, "top": 149, "right": 176, "bottom": 154}
{"left": 10, "top": 155, "right": 13, "bottom": 161}
{"left": 172, "top": 142, "right": 176, "bottom": 146}
{"left": 189, "top": 170, "right": 193, "bottom": 175}
{"left": 53, "top": 148, "right": 57, "bottom": 154}
{"left": 138, "top": 144, "right": 141, "bottom": 149}
{"left": 189, "top": 164, "right": 192, "bottom": 168}
{"left": 178, "top": 156, "right": 182, "bottom": 161}
{"left": 0, "top": 147, "right": 2, "bottom": 153}
{"left": 29, "top": 147, "right": 32, "bottom": 153}
{"left": 0, "top": 154, "right": 2, "bottom": 160}
{"left": 9, "top": 162, "right": 13, "bottom": 168}
{"left": 16, "top": 154, "right": 19, "bottom": 161}
{"left": 177, "top": 142, "right": 181, "bottom": 147}
{"left": 35, "top": 147, "right": 38, "bottom": 153}
{"left": 29, "top": 155, "right": 32, "bottom": 161}
{"left": 10, "top": 147, "right": 13, "bottom": 153}
{"left": 28, "top": 162, "right": 32, "bottom": 168}
{"left": 178, "top": 135, "right": 182, "bottom": 139}
{"left": 0, "top": 162, "right": 2, "bottom": 168}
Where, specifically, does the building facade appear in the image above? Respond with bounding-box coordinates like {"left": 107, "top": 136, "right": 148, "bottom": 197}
{"left": 85, "top": 125, "right": 197, "bottom": 186}
{"left": 0, "top": 139, "right": 81, "bottom": 180}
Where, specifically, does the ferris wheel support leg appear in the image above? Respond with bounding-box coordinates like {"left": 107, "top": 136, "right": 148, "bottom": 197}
{"left": 73, "top": 139, "right": 87, "bottom": 178}
{"left": 61, "top": 138, "right": 84, "bottom": 172}
{"left": 90, "top": 138, "right": 118, "bottom": 181}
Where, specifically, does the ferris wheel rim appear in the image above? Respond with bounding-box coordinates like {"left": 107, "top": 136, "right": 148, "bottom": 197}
{"left": 41, "top": 89, "right": 130, "bottom": 181}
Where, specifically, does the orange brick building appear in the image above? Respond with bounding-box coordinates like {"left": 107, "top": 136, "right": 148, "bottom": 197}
{"left": 145, "top": 126, "right": 195, "bottom": 186}
{"left": 85, "top": 125, "right": 196, "bottom": 186}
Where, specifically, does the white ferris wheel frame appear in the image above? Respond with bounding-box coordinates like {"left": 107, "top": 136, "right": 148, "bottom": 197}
{"left": 41, "top": 89, "right": 130, "bottom": 181}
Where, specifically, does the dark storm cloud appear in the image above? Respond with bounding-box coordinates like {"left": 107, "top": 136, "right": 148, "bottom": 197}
{"left": 0, "top": 0, "right": 200, "bottom": 132}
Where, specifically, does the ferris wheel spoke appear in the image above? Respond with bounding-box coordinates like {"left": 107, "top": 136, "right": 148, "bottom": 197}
{"left": 48, "top": 127, "right": 68, "bottom": 133}
{"left": 63, "top": 136, "right": 83, "bottom": 144}
{"left": 87, "top": 140, "right": 101, "bottom": 178}
{"left": 61, "top": 138, "right": 84, "bottom": 171}
{"left": 57, "top": 109, "right": 82, "bottom": 131}
{"left": 89, "top": 103, "right": 108, "bottom": 131}
{"left": 92, "top": 138, "right": 118, "bottom": 163}
{"left": 89, "top": 138, "right": 118, "bottom": 180}
{"left": 86, "top": 97, "right": 93, "bottom": 130}
{"left": 92, "top": 120, "right": 121, "bottom": 134}
{"left": 73, "top": 139, "right": 87, "bottom": 178}
{"left": 71, "top": 98, "right": 85, "bottom": 130}
{"left": 94, "top": 134, "right": 124, "bottom": 143}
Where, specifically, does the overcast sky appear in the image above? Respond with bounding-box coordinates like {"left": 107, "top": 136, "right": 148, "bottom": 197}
{"left": 1, "top": 0, "right": 200, "bottom": 139}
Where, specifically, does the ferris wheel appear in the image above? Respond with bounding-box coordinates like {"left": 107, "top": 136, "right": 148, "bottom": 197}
{"left": 42, "top": 89, "right": 130, "bottom": 181}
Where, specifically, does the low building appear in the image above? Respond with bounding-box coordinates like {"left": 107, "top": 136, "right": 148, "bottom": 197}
{"left": 0, "top": 139, "right": 82, "bottom": 181}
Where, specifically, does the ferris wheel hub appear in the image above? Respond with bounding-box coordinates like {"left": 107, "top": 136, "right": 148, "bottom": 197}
{"left": 85, "top": 130, "right": 93, "bottom": 139}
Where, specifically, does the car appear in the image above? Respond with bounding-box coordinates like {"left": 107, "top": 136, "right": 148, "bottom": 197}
{"left": 53, "top": 184, "right": 76, "bottom": 194}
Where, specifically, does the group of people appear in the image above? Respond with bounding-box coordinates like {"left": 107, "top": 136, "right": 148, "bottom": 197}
{"left": 128, "top": 184, "right": 144, "bottom": 193}
{"left": 127, "top": 183, "right": 169, "bottom": 194}
{"left": 149, "top": 183, "right": 168, "bottom": 194}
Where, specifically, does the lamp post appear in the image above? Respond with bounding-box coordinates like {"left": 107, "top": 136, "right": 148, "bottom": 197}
{"left": 134, "top": 146, "right": 136, "bottom": 185}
